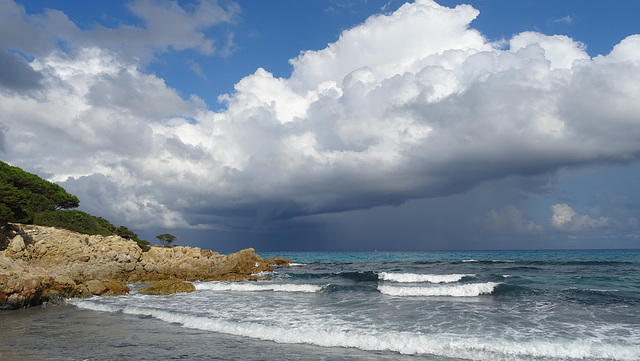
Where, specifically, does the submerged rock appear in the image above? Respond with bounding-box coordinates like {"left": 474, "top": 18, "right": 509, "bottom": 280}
{"left": 138, "top": 280, "right": 196, "bottom": 295}
{"left": 0, "top": 223, "right": 291, "bottom": 309}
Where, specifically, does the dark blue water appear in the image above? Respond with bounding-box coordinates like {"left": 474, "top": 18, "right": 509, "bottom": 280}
{"left": 3, "top": 250, "right": 639, "bottom": 360}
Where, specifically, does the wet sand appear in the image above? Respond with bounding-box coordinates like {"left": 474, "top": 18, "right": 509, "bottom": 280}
{"left": 0, "top": 303, "right": 410, "bottom": 361}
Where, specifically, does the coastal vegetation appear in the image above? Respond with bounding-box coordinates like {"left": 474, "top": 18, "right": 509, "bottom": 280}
{"left": 156, "top": 233, "right": 177, "bottom": 247}
{"left": 0, "top": 160, "right": 151, "bottom": 251}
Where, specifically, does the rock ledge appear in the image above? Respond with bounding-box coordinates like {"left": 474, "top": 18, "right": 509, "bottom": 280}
{"left": 0, "top": 224, "right": 291, "bottom": 310}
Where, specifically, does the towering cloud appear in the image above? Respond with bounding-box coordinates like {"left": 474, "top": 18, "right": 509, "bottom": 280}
{"left": 1, "top": 0, "right": 639, "bottom": 234}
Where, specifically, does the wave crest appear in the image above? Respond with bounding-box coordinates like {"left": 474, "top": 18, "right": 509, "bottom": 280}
{"left": 194, "top": 282, "right": 322, "bottom": 293}
{"left": 378, "top": 282, "right": 500, "bottom": 297}
{"left": 379, "top": 272, "right": 474, "bottom": 283}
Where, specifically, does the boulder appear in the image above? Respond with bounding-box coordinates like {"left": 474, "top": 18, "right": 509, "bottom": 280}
{"left": 138, "top": 280, "right": 196, "bottom": 295}
{"left": 7, "top": 235, "right": 25, "bottom": 254}
{"left": 264, "top": 256, "right": 293, "bottom": 266}
{"left": 85, "top": 279, "right": 130, "bottom": 296}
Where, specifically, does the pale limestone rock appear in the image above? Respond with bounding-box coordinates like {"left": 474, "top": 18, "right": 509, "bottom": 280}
{"left": 86, "top": 279, "right": 129, "bottom": 296}
{"left": 7, "top": 235, "right": 25, "bottom": 254}
{"left": 0, "top": 223, "right": 291, "bottom": 309}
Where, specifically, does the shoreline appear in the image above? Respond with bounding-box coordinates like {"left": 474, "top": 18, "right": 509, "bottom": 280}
{"left": 0, "top": 302, "right": 413, "bottom": 361}
{"left": 4, "top": 249, "right": 638, "bottom": 361}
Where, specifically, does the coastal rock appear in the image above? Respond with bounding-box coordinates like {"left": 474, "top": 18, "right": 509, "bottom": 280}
{"left": 0, "top": 256, "right": 86, "bottom": 309}
{"left": 85, "top": 279, "right": 130, "bottom": 296}
{"left": 138, "top": 280, "right": 196, "bottom": 295}
{"left": 8, "top": 234, "right": 25, "bottom": 253}
{"left": 0, "top": 223, "right": 291, "bottom": 309}
{"left": 264, "top": 256, "right": 293, "bottom": 266}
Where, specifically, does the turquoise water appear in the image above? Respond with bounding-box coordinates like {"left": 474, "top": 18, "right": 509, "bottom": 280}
{"left": 261, "top": 249, "right": 640, "bottom": 264}
{"left": 6, "top": 249, "right": 639, "bottom": 360}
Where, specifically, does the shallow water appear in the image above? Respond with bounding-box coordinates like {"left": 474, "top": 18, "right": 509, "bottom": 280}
{"left": 0, "top": 304, "right": 418, "bottom": 360}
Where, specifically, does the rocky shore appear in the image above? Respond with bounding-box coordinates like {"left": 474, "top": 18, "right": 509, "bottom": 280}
{"left": 0, "top": 223, "right": 291, "bottom": 310}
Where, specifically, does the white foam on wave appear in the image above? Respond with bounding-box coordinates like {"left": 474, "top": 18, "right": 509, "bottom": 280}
{"left": 193, "top": 282, "right": 322, "bottom": 293}
{"left": 289, "top": 263, "right": 306, "bottom": 266}
{"left": 251, "top": 271, "right": 271, "bottom": 277}
{"left": 67, "top": 298, "right": 119, "bottom": 313}
{"left": 67, "top": 298, "right": 640, "bottom": 361}
{"left": 378, "top": 282, "right": 499, "bottom": 297}
{"left": 379, "top": 272, "right": 474, "bottom": 284}
{"left": 575, "top": 287, "right": 620, "bottom": 293}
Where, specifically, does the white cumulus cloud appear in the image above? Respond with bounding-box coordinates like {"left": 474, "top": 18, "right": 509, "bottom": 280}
{"left": 550, "top": 203, "right": 611, "bottom": 231}
{"left": 1, "top": 0, "right": 640, "bottom": 232}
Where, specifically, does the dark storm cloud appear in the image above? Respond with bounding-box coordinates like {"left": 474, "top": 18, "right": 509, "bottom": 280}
{"left": 0, "top": 50, "right": 43, "bottom": 93}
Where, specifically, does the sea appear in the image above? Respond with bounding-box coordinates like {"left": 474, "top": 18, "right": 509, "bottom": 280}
{"left": 1, "top": 249, "right": 640, "bottom": 361}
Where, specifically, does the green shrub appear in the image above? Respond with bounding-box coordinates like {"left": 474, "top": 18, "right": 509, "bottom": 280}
{"left": 117, "top": 226, "right": 151, "bottom": 252}
{"left": 34, "top": 210, "right": 114, "bottom": 236}
{"left": 134, "top": 238, "right": 152, "bottom": 252}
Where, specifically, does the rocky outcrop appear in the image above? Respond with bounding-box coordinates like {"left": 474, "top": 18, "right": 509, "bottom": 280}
{"left": 0, "top": 223, "right": 291, "bottom": 310}
{"left": 0, "top": 255, "right": 89, "bottom": 309}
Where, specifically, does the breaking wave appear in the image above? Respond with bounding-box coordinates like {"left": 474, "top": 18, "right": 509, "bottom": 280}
{"left": 69, "top": 300, "right": 640, "bottom": 361}
{"left": 379, "top": 272, "right": 475, "bottom": 283}
{"left": 378, "top": 282, "right": 500, "bottom": 297}
{"left": 193, "top": 282, "right": 322, "bottom": 293}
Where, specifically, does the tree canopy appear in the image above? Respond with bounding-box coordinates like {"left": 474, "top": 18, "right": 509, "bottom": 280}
{"left": 156, "top": 233, "right": 177, "bottom": 247}
{"left": 0, "top": 161, "right": 79, "bottom": 225}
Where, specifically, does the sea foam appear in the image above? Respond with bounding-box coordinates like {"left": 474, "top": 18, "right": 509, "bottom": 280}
{"left": 378, "top": 282, "right": 499, "bottom": 297}
{"left": 193, "top": 282, "right": 322, "bottom": 293}
{"left": 378, "top": 272, "right": 474, "bottom": 283}
{"left": 68, "top": 298, "right": 640, "bottom": 361}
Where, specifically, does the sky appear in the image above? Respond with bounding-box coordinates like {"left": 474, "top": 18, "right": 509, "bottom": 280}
{"left": 1, "top": 0, "right": 640, "bottom": 252}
